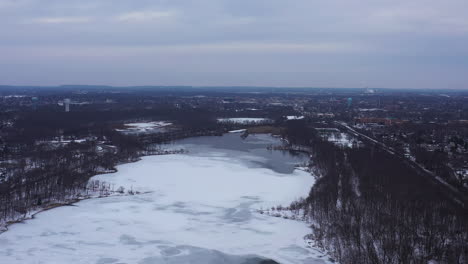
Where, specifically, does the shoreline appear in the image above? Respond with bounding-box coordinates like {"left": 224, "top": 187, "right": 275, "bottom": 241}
{"left": 0, "top": 147, "right": 189, "bottom": 235}
{"left": 0, "top": 187, "right": 153, "bottom": 235}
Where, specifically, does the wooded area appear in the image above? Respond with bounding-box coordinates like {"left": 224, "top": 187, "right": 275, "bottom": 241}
{"left": 283, "top": 120, "right": 468, "bottom": 264}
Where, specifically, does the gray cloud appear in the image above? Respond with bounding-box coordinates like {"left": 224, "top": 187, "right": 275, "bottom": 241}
{"left": 0, "top": 0, "right": 467, "bottom": 88}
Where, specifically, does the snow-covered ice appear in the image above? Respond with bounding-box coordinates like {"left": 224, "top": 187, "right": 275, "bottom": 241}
{"left": 0, "top": 135, "right": 331, "bottom": 264}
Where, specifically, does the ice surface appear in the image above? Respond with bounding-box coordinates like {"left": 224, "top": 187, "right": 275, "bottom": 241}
{"left": 0, "top": 137, "right": 332, "bottom": 264}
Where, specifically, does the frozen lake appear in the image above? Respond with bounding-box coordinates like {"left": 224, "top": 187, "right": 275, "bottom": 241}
{"left": 0, "top": 134, "right": 331, "bottom": 264}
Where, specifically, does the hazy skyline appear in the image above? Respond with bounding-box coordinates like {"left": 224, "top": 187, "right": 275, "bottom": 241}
{"left": 1, "top": 0, "right": 467, "bottom": 89}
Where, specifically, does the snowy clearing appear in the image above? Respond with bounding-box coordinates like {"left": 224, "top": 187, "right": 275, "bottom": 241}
{"left": 116, "top": 121, "right": 173, "bottom": 133}
{"left": 326, "top": 133, "right": 357, "bottom": 148}
{"left": 0, "top": 135, "right": 331, "bottom": 264}
{"left": 217, "top": 118, "right": 271, "bottom": 124}
{"left": 286, "top": 116, "right": 305, "bottom": 120}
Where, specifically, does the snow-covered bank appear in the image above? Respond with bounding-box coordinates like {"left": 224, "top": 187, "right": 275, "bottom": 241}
{"left": 0, "top": 136, "right": 332, "bottom": 264}
{"left": 229, "top": 129, "right": 247, "bottom": 133}
{"left": 0, "top": 180, "right": 141, "bottom": 234}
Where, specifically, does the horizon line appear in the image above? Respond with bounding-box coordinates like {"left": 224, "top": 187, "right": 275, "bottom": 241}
{"left": 1, "top": 84, "right": 467, "bottom": 91}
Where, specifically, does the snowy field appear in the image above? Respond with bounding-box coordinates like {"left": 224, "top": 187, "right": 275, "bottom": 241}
{"left": 116, "top": 121, "right": 173, "bottom": 133}
{"left": 325, "top": 132, "right": 361, "bottom": 148}
{"left": 217, "top": 118, "right": 271, "bottom": 124}
{"left": 285, "top": 116, "right": 304, "bottom": 120}
{"left": 0, "top": 135, "right": 331, "bottom": 264}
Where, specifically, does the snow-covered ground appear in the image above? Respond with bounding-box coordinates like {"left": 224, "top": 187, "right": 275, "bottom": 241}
{"left": 228, "top": 129, "right": 247, "bottom": 133}
{"left": 49, "top": 138, "right": 88, "bottom": 144}
{"left": 116, "top": 121, "right": 172, "bottom": 133}
{"left": 36, "top": 138, "right": 91, "bottom": 145}
{"left": 217, "top": 118, "right": 271, "bottom": 124}
{"left": 0, "top": 136, "right": 331, "bottom": 264}
{"left": 286, "top": 116, "right": 304, "bottom": 120}
{"left": 324, "top": 132, "right": 361, "bottom": 148}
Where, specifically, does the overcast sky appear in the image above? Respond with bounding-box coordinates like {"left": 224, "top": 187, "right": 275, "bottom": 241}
{"left": 1, "top": 0, "right": 467, "bottom": 89}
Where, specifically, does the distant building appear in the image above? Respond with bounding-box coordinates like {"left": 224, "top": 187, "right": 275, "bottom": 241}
{"left": 64, "top": 98, "right": 71, "bottom": 112}
{"left": 354, "top": 117, "right": 408, "bottom": 126}
{"left": 315, "top": 113, "right": 335, "bottom": 118}
{"left": 31, "top": 97, "right": 38, "bottom": 110}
